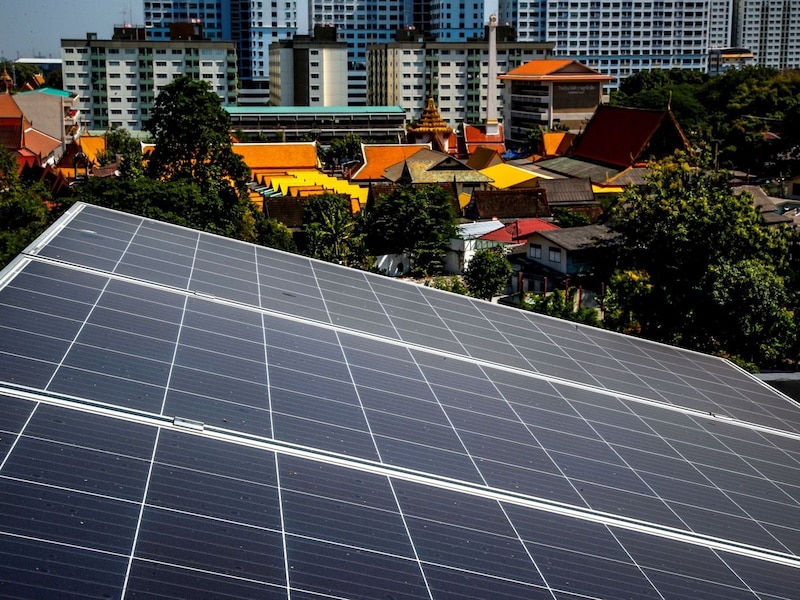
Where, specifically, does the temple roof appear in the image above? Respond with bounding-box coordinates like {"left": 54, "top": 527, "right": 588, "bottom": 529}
{"left": 407, "top": 97, "right": 453, "bottom": 135}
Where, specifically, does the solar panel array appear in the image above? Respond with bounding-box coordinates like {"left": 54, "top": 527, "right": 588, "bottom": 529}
{"left": 1, "top": 202, "right": 799, "bottom": 599}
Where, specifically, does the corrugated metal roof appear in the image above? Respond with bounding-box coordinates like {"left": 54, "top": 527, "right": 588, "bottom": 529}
{"left": 458, "top": 221, "right": 506, "bottom": 238}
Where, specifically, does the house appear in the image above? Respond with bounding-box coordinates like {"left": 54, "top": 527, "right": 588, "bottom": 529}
{"left": 464, "top": 188, "right": 549, "bottom": 220}
{"left": 0, "top": 91, "right": 62, "bottom": 169}
{"left": 526, "top": 223, "right": 618, "bottom": 277}
{"left": 382, "top": 147, "right": 492, "bottom": 198}
{"left": 499, "top": 59, "right": 615, "bottom": 144}
{"left": 13, "top": 87, "right": 81, "bottom": 152}
{"left": 736, "top": 185, "right": 794, "bottom": 228}
{"left": 444, "top": 220, "right": 507, "bottom": 274}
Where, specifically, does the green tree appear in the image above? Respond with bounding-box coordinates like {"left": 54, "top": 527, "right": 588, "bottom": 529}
{"left": 365, "top": 185, "right": 457, "bottom": 276}
{"left": 606, "top": 152, "right": 795, "bottom": 367}
{"left": 0, "top": 147, "right": 50, "bottom": 267}
{"left": 463, "top": 248, "right": 512, "bottom": 300}
{"left": 552, "top": 207, "right": 592, "bottom": 228}
{"left": 302, "top": 193, "right": 363, "bottom": 265}
{"left": 255, "top": 214, "right": 297, "bottom": 253}
{"left": 143, "top": 75, "right": 254, "bottom": 238}
{"left": 96, "top": 127, "right": 143, "bottom": 173}
{"left": 523, "top": 288, "right": 601, "bottom": 327}
{"left": 321, "top": 133, "right": 363, "bottom": 170}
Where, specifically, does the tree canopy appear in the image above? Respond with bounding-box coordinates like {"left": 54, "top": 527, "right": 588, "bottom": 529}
{"left": 364, "top": 185, "right": 457, "bottom": 276}
{"left": 146, "top": 76, "right": 249, "bottom": 191}
{"left": 605, "top": 153, "right": 796, "bottom": 368}
{"left": 302, "top": 193, "right": 365, "bottom": 266}
{"left": 0, "top": 147, "right": 50, "bottom": 268}
{"left": 463, "top": 248, "right": 512, "bottom": 300}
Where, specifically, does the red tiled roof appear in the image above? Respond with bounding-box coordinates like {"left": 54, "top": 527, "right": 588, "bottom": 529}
{"left": 571, "top": 105, "right": 689, "bottom": 168}
{"left": 480, "top": 218, "right": 559, "bottom": 242}
{"left": 24, "top": 128, "right": 61, "bottom": 158}
{"left": 0, "top": 116, "right": 23, "bottom": 150}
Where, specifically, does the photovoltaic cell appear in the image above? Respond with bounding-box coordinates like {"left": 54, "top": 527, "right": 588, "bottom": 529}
{"left": 2, "top": 203, "right": 800, "bottom": 599}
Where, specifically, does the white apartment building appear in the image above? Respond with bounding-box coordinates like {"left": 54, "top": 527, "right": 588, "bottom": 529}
{"left": 736, "top": 0, "right": 800, "bottom": 69}
{"left": 709, "top": 0, "right": 734, "bottom": 48}
{"left": 368, "top": 38, "right": 553, "bottom": 127}
{"left": 506, "top": 0, "right": 712, "bottom": 88}
{"left": 61, "top": 28, "right": 237, "bottom": 131}
{"left": 268, "top": 30, "right": 349, "bottom": 106}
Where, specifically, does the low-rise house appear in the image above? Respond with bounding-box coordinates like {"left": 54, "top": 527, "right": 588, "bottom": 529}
{"left": 464, "top": 188, "right": 549, "bottom": 220}
{"left": 512, "top": 223, "right": 618, "bottom": 293}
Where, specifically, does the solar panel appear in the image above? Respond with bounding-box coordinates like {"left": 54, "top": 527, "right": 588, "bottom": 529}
{"left": 2, "top": 202, "right": 800, "bottom": 599}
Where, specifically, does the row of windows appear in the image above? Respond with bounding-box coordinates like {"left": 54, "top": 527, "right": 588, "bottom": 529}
{"left": 530, "top": 244, "right": 561, "bottom": 263}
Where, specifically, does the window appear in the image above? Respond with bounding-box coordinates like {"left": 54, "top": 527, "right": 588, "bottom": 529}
{"left": 548, "top": 247, "right": 561, "bottom": 263}
{"left": 530, "top": 243, "right": 542, "bottom": 259}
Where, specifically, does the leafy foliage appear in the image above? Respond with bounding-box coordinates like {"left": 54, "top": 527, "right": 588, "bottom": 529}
{"left": 302, "top": 193, "right": 365, "bottom": 266}
{"left": 255, "top": 215, "right": 297, "bottom": 253}
{"left": 426, "top": 275, "right": 468, "bottom": 295}
{"left": 522, "top": 288, "right": 601, "bottom": 327}
{"left": 146, "top": 76, "right": 249, "bottom": 192}
{"left": 610, "top": 66, "right": 800, "bottom": 177}
{"left": 605, "top": 153, "right": 796, "bottom": 367}
{"left": 364, "top": 185, "right": 457, "bottom": 276}
{"left": 552, "top": 207, "right": 592, "bottom": 228}
{"left": 96, "top": 127, "right": 142, "bottom": 168}
{"left": 0, "top": 147, "right": 50, "bottom": 268}
{"left": 463, "top": 248, "right": 512, "bottom": 300}
{"left": 320, "top": 133, "right": 363, "bottom": 170}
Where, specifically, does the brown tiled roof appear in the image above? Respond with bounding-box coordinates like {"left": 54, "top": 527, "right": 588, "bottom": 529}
{"left": 0, "top": 116, "right": 23, "bottom": 150}
{"left": 571, "top": 105, "right": 690, "bottom": 168}
{"left": 538, "top": 178, "right": 596, "bottom": 205}
{"left": 262, "top": 196, "right": 307, "bottom": 228}
{"left": 466, "top": 188, "right": 549, "bottom": 220}
{"left": 23, "top": 128, "right": 60, "bottom": 158}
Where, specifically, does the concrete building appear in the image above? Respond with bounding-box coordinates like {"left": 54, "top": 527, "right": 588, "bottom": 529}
{"left": 268, "top": 27, "right": 348, "bottom": 107}
{"left": 367, "top": 34, "right": 553, "bottom": 127}
{"left": 61, "top": 27, "right": 237, "bottom": 131}
{"left": 225, "top": 105, "right": 408, "bottom": 144}
{"left": 13, "top": 87, "right": 82, "bottom": 155}
{"left": 504, "top": 0, "right": 713, "bottom": 89}
{"left": 735, "top": 0, "right": 800, "bottom": 69}
{"left": 499, "top": 59, "right": 615, "bottom": 144}
{"left": 144, "top": 0, "right": 302, "bottom": 105}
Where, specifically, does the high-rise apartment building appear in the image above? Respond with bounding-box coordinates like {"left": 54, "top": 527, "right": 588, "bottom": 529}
{"left": 144, "top": 0, "right": 302, "bottom": 104}
{"left": 735, "top": 0, "right": 800, "bottom": 69}
{"left": 368, "top": 37, "right": 553, "bottom": 125}
{"left": 61, "top": 27, "right": 237, "bottom": 131}
{"left": 508, "top": 0, "right": 713, "bottom": 88}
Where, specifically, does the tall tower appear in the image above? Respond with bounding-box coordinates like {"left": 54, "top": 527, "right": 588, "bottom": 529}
{"left": 486, "top": 14, "right": 499, "bottom": 134}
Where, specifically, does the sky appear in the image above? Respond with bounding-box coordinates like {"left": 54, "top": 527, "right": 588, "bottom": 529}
{"left": 1, "top": 0, "right": 142, "bottom": 60}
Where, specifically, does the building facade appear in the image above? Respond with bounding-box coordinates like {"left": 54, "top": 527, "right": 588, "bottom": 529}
{"left": 144, "top": 0, "right": 302, "bottom": 105}
{"left": 61, "top": 28, "right": 236, "bottom": 131}
{"left": 268, "top": 28, "right": 348, "bottom": 106}
{"left": 735, "top": 0, "right": 800, "bottom": 69}
{"left": 506, "top": 0, "right": 713, "bottom": 87}
{"left": 367, "top": 38, "right": 553, "bottom": 126}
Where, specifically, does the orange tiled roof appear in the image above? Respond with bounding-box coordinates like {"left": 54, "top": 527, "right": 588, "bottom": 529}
{"left": 234, "top": 142, "right": 319, "bottom": 171}
{"left": 350, "top": 144, "right": 429, "bottom": 181}
{"left": 0, "top": 92, "right": 24, "bottom": 119}
{"left": 541, "top": 131, "right": 575, "bottom": 157}
{"left": 500, "top": 59, "right": 614, "bottom": 82}
{"left": 79, "top": 135, "right": 107, "bottom": 164}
